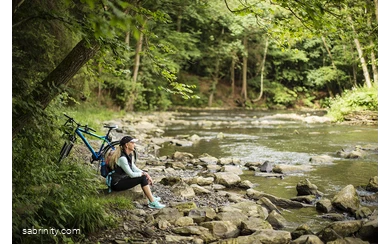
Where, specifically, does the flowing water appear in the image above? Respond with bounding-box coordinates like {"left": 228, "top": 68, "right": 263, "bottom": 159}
{"left": 157, "top": 109, "right": 378, "bottom": 232}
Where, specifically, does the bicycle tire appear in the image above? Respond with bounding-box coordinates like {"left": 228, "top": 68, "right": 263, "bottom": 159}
{"left": 58, "top": 140, "right": 74, "bottom": 163}
{"left": 101, "top": 140, "right": 121, "bottom": 163}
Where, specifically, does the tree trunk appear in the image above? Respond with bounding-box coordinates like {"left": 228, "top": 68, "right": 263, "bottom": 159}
{"left": 370, "top": 40, "right": 378, "bottom": 84}
{"left": 13, "top": 0, "right": 25, "bottom": 14}
{"left": 177, "top": 8, "right": 182, "bottom": 32}
{"left": 12, "top": 38, "right": 100, "bottom": 138}
{"left": 353, "top": 37, "right": 372, "bottom": 88}
{"left": 126, "top": 28, "right": 144, "bottom": 111}
{"left": 230, "top": 55, "right": 235, "bottom": 97}
{"left": 348, "top": 16, "right": 372, "bottom": 88}
{"left": 125, "top": 31, "right": 130, "bottom": 46}
{"left": 98, "top": 65, "right": 102, "bottom": 100}
{"left": 208, "top": 58, "right": 220, "bottom": 107}
{"left": 125, "top": 22, "right": 145, "bottom": 111}
{"left": 252, "top": 36, "right": 268, "bottom": 102}
{"left": 132, "top": 31, "right": 143, "bottom": 84}
{"left": 374, "top": 0, "right": 378, "bottom": 22}
{"left": 241, "top": 36, "right": 248, "bottom": 101}
{"left": 208, "top": 87, "right": 214, "bottom": 107}
{"left": 367, "top": 17, "right": 378, "bottom": 84}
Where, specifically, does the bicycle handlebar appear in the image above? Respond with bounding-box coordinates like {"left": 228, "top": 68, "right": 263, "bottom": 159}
{"left": 63, "top": 113, "right": 96, "bottom": 132}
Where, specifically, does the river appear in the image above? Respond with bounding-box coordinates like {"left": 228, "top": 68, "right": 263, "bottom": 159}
{"left": 157, "top": 109, "right": 378, "bottom": 232}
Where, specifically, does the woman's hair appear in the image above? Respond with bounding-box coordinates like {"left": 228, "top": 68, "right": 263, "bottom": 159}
{"left": 108, "top": 145, "right": 123, "bottom": 170}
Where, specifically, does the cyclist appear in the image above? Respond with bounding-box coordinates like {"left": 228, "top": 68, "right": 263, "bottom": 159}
{"left": 107, "top": 136, "right": 165, "bottom": 209}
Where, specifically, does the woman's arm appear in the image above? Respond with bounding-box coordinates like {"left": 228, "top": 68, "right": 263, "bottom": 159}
{"left": 131, "top": 161, "right": 143, "bottom": 173}
{"left": 130, "top": 157, "right": 153, "bottom": 184}
{"left": 117, "top": 156, "right": 142, "bottom": 178}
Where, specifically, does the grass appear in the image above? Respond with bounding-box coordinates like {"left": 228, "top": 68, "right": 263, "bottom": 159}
{"left": 62, "top": 103, "right": 126, "bottom": 134}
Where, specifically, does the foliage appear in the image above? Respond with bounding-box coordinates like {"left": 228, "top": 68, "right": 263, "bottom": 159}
{"left": 249, "top": 77, "right": 304, "bottom": 108}
{"left": 67, "top": 196, "right": 117, "bottom": 234}
{"left": 306, "top": 66, "right": 347, "bottom": 88}
{"left": 136, "top": 73, "right": 174, "bottom": 111}
{"left": 326, "top": 84, "right": 378, "bottom": 121}
{"left": 12, "top": 100, "right": 128, "bottom": 243}
{"left": 12, "top": 0, "right": 378, "bottom": 117}
{"left": 267, "top": 82, "right": 297, "bottom": 107}
{"left": 292, "top": 86, "right": 317, "bottom": 108}
{"left": 12, "top": 135, "right": 112, "bottom": 243}
{"left": 170, "top": 73, "right": 207, "bottom": 107}
{"left": 12, "top": 0, "right": 77, "bottom": 94}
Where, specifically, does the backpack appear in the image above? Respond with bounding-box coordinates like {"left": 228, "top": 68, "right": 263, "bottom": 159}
{"left": 100, "top": 160, "right": 111, "bottom": 178}
{"left": 99, "top": 151, "right": 116, "bottom": 193}
{"left": 100, "top": 160, "right": 116, "bottom": 193}
{"left": 100, "top": 151, "right": 113, "bottom": 178}
{"left": 105, "top": 169, "right": 116, "bottom": 193}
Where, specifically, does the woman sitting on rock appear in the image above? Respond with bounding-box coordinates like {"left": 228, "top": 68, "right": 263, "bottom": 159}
{"left": 108, "top": 136, "right": 165, "bottom": 209}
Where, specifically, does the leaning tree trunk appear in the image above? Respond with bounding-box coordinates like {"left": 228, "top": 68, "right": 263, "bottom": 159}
{"left": 348, "top": 16, "right": 372, "bottom": 88}
{"left": 353, "top": 38, "right": 372, "bottom": 88}
{"left": 12, "top": 38, "right": 100, "bottom": 138}
{"left": 370, "top": 40, "right": 378, "bottom": 84}
{"left": 367, "top": 17, "right": 378, "bottom": 84}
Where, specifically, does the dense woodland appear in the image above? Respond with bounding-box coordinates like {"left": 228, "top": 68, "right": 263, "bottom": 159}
{"left": 12, "top": 0, "right": 378, "bottom": 243}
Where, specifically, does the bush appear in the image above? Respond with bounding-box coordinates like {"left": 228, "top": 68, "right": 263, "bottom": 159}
{"left": 326, "top": 84, "right": 378, "bottom": 122}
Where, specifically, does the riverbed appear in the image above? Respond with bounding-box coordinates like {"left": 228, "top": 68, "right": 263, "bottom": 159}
{"left": 157, "top": 109, "right": 378, "bottom": 232}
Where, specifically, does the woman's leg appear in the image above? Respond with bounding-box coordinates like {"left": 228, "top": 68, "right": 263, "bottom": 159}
{"left": 112, "top": 175, "right": 154, "bottom": 202}
{"left": 142, "top": 185, "right": 154, "bottom": 202}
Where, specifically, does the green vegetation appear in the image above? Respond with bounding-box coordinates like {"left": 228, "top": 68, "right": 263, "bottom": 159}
{"left": 12, "top": 0, "right": 377, "bottom": 242}
{"left": 326, "top": 84, "right": 378, "bottom": 122}
{"left": 12, "top": 104, "right": 130, "bottom": 243}
{"left": 12, "top": 0, "right": 378, "bottom": 123}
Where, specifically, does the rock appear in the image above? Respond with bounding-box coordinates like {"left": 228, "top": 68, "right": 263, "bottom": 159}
{"left": 291, "top": 234, "right": 324, "bottom": 244}
{"left": 296, "top": 178, "right": 323, "bottom": 196}
{"left": 266, "top": 210, "right": 288, "bottom": 229}
{"left": 317, "top": 220, "right": 363, "bottom": 243}
{"left": 200, "top": 221, "right": 240, "bottom": 239}
{"left": 366, "top": 176, "right": 378, "bottom": 192}
{"left": 290, "top": 224, "right": 315, "bottom": 240}
{"left": 331, "top": 185, "right": 360, "bottom": 214}
{"left": 214, "top": 172, "right": 241, "bottom": 187}
{"left": 316, "top": 198, "right": 333, "bottom": 213}
{"left": 309, "top": 155, "right": 333, "bottom": 164}
{"left": 260, "top": 161, "right": 274, "bottom": 172}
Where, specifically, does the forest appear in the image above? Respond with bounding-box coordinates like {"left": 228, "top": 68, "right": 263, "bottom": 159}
{"left": 12, "top": 0, "right": 378, "bottom": 243}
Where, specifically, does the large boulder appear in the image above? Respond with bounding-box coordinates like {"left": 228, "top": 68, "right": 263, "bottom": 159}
{"left": 331, "top": 185, "right": 360, "bottom": 214}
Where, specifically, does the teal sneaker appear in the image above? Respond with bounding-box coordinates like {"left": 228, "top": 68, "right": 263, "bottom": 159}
{"left": 148, "top": 200, "right": 165, "bottom": 209}
{"left": 148, "top": 195, "right": 161, "bottom": 203}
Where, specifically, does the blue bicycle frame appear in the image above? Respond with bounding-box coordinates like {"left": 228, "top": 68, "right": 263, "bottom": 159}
{"left": 59, "top": 113, "right": 119, "bottom": 164}
{"left": 75, "top": 127, "right": 116, "bottom": 161}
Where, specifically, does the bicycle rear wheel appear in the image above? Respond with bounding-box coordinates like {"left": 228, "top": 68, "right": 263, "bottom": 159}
{"left": 102, "top": 140, "right": 120, "bottom": 164}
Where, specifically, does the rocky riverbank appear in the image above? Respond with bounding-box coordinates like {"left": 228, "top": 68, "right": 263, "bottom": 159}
{"left": 82, "top": 111, "right": 378, "bottom": 244}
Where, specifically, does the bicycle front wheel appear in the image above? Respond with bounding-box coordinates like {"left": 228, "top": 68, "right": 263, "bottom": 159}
{"left": 58, "top": 140, "right": 74, "bottom": 163}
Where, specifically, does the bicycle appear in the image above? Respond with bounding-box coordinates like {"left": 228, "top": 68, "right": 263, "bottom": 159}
{"left": 58, "top": 113, "right": 120, "bottom": 176}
